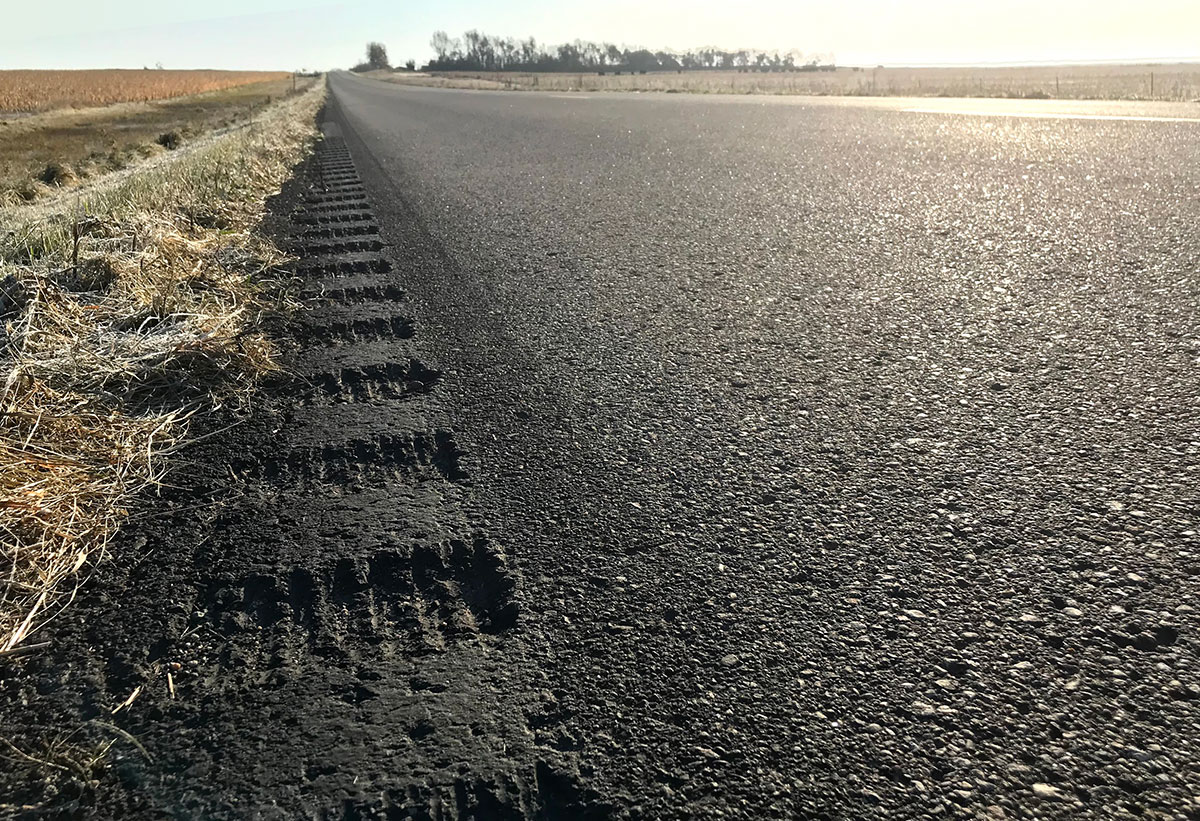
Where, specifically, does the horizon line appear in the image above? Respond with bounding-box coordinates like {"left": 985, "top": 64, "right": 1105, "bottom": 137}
{"left": 3, "top": 57, "right": 1200, "bottom": 73}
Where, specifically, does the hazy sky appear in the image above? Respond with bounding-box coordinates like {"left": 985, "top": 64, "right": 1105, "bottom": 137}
{"left": 2, "top": 0, "right": 1198, "bottom": 71}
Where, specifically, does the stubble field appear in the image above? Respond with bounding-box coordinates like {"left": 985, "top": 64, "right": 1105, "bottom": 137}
{"left": 0, "top": 69, "right": 290, "bottom": 113}
{"left": 0, "top": 73, "right": 315, "bottom": 201}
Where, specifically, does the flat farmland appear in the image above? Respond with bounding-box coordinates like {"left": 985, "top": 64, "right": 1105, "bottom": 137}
{"left": 0, "top": 74, "right": 316, "bottom": 200}
{"left": 0, "top": 69, "right": 289, "bottom": 114}
{"left": 379, "top": 61, "right": 1200, "bottom": 100}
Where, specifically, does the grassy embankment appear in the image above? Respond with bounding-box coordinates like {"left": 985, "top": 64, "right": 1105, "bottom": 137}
{"left": 0, "top": 79, "right": 325, "bottom": 655}
{"left": 370, "top": 62, "right": 1200, "bottom": 100}
{"left": 0, "top": 71, "right": 314, "bottom": 202}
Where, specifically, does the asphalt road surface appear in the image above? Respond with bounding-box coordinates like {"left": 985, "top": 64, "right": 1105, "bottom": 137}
{"left": 323, "top": 73, "right": 1200, "bottom": 818}
{"left": 6, "top": 75, "right": 1198, "bottom": 819}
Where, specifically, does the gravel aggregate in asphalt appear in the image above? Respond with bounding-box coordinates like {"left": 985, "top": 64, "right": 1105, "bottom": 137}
{"left": 329, "top": 72, "right": 1200, "bottom": 818}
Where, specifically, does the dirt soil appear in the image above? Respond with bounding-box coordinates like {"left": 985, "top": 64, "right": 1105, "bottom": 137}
{"left": 0, "top": 123, "right": 605, "bottom": 819}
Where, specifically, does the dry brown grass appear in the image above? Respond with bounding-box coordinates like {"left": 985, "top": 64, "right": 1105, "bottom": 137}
{"left": 0, "top": 70, "right": 289, "bottom": 114}
{"left": 0, "top": 81, "right": 325, "bottom": 653}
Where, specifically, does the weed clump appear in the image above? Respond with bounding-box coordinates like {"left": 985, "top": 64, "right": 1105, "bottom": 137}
{"left": 39, "top": 162, "right": 77, "bottom": 187}
{"left": 10, "top": 180, "right": 52, "bottom": 203}
{"left": 136, "top": 142, "right": 165, "bottom": 159}
{"left": 105, "top": 149, "right": 130, "bottom": 171}
{"left": 65, "top": 255, "right": 119, "bottom": 292}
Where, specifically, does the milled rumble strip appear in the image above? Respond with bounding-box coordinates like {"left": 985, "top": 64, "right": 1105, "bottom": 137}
{"left": 300, "top": 282, "right": 406, "bottom": 303}
{"left": 299, "top": 203, "right": 374, "bottom": 213}
{"left": 304, "top": 194, "right": 369, "bottom": 204}
{"left": 904, "top": 107, "right": 1200, "bottom": 124}
{"left": 301, "top": 360, "right": 442, "bottom": 403}
{"left": 293, "top": 212, "right": 376, "bottom": 225}
{"left": 294, "top": 256, "right": 393, "bottom": 276}
{"left": 231, "top": 431, "right": 469, "bottom": 487}
{"left": 0, "top": 109, "right": 560, "bottom": 821}
{"left": 305, "top": 187, "right": 366, "bottom": 195}
{"left": 294, "top": 314, "right": 416, "bottom": 344}
{"left": 299, "top": 239, "right": 386, "bottom": 255}
{"left": 295, "top": 224, "right": 381, "bottom": 240}
{"left": 199, "top": 535, "right": 519, "bottom": 679}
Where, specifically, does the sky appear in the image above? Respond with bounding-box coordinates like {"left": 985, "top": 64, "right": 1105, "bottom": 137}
{"left": 2, "top": 0, "right": 1198, "bottom": 71}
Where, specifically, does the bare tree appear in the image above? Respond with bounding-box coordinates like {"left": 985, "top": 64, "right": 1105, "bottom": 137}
{"left": 366, "top": 42, "right": 390, "bottom": 70}
{"left": 430, "top": 31, "right": 453, "bottom": 60}
{"left": 522, "top": 38, "right": 539, "bottom": 65}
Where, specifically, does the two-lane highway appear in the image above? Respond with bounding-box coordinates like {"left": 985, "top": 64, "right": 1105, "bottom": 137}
{"left": 327, "top": 72, "right": 1199, "bottom": 818}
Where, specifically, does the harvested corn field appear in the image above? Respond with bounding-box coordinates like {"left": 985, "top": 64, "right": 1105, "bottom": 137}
{"left": 0, "top": 69, "right": 289, "bottom": 114}
{"left": 0, "top": 74, "right": 316, "bottom": 203}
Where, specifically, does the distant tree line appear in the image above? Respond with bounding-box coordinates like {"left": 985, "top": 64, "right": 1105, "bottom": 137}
{"left": 425, "top": 30, "right": 834, "bottom": 73}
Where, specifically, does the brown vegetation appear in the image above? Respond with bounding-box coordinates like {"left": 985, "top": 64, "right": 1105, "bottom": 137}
{"left": 0, "top": 70, "right": 289, "bottom": 114}
{"left": 0, "top": 82, "right": 325, "bottom": 652}
{"left": 0, "top": 75, "right": 316, "bottom": 202}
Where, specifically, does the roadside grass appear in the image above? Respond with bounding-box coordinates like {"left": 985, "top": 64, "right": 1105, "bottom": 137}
{"left": 374, "top": 63, "right": 1200, "bottom": 100}
{"left": 1, "top": 75, "right": 318, "bottom": 203}
{"left": 0, "top": 80, "right": 325, "bottom": 654}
